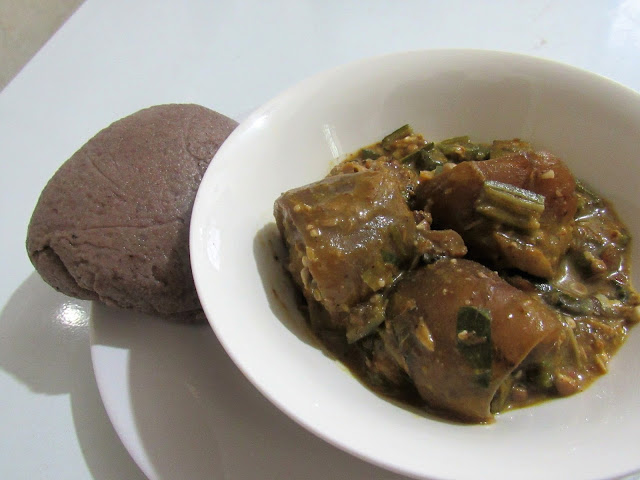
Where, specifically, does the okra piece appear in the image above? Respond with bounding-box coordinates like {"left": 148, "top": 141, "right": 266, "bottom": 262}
{"left": 381, "top": 124, "right": 413, "bottom": 150}
{"left": 360, "top": 148, "right": 380, "bottom": 159}
{"left": 345, "top": 296, "right": 388, "bottom": 344}
{"left": 437, "top": 136, "right": 490, "bottom": 162}
{"left": 475, "top": 180, "right": 545, "bottom": 231}
{"left": 456, "top": 306, "right": 493, "bottom": 387}
{"left": 400, "top": 142, "right": 446, "bottom": 171}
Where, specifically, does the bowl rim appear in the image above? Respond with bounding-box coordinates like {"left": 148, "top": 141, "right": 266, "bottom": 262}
{"left": 190, "top": 48, "right": 640, "bottom": 480}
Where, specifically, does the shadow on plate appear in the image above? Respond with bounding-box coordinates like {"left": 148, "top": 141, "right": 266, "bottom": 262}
{"left": 0, "top": 272, "right": 147, "bottom": 480}
{"left": 91, "top": 299, "right": 412, "bottom": 480}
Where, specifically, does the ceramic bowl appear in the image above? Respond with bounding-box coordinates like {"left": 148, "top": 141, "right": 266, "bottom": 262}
{"left": 190, "top": 50, "right": 640, "bottom": 480}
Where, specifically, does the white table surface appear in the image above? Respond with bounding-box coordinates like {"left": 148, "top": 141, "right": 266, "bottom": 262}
{"left": 1, "top": 1, "right": 639, "bottom": 479}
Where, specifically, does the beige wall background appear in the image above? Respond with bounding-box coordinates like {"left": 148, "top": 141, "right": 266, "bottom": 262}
{"left": 0, "top": 0, "right": 84, "bottom": 91}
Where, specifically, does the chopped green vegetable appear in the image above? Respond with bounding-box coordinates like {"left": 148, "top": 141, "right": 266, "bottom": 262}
{"left": 475, "top": 180, "right": 545, "bottom": 231}
{"left": 535, "top": 282, "right": 595, "bottom": 316}
{"left": 399, "top": 142, "right": 448, "bottom": 171}
{"left": 388, "top": 224, "right": 410, "bottom": 259}
{"left": 556, "top": 291, "right": 594, "bottom": 315}
{"left": 456, "top": 306, "right": 493, "bottom": 387}
{"left": 423, "top": 147, "right": 448, "bottom": 170}
{"left": 570, "top": 249, "right": 599, "bottom": 275}
{"left": 575, "top": 180, "right": 604, "bottom": 220}
{"left": 399, "top": 147, "right": 427, "bottom": 165}
{"left": 614, "top": 283, "right": 633, "bottom": 302}
{"left": 361, "top": 263, "right": 392, "bottom": 292}
{"left": 575, "top": 179, "right": 601, "bottom": 200}
{"left": 481, "top": 181, "right": 545, "bottom": 214}
{"left": 381, "top": 250, "right": 399, "bottom": 266}
{"left": 346, "top": 296, "right": 388, "bottom": 343}
{"left": 381, "top": 124, "right": 413, "bottom": 150}
{"left": 616, "top": 231, "right": 631, "bottom": 247}
{"left": 437, "top": 136, "right": 490, "bottom": 162}
{"left": 533, "top": 360, "right": 555, "bottom": 389}
{"left": 360, "top": 148, "right": 381, "bottom": 159}
{"left": 490, "top": 374, "right": 515, "bottom": 413}
{"left": 488, "top": 139, "right": 534, "bottom": 159}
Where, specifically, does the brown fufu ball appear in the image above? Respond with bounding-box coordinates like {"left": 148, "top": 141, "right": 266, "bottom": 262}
{"left": 26, "top": 104, "right": 238, "bottom": 321}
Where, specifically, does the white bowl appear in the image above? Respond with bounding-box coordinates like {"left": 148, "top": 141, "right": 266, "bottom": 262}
{"left": 190, "top": 50, "right": 640, "bottom": 480}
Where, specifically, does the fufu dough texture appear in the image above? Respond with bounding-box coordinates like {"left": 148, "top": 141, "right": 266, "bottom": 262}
{"left": 26, "top": 104, "right": 237, "bottom": 321}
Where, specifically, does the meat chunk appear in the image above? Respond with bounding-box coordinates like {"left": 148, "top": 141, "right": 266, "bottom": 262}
{"left": 416, "top": 152, "right": 577, "bottom": 278}
{"left": 416, "top": 228, "right": 467, "bottom": 261}
{"left": 274, "top": 171, "right": 418, "bottom": 315}
{"left": 329, "top": 154, "right": 419, "bottom": 200}
{"left": 386, "top": 258, "right": 562, "bottom": 422}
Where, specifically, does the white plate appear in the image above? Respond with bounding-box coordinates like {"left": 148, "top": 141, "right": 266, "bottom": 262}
{"left": 90, "top": 304, "right": 411, "bottom": 479}
{"left": 189, "top": 50, "right": 640, "bottom": 480}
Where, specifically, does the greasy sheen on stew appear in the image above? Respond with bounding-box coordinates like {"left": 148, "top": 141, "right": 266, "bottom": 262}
{"left": 273, "top": 126, "right": 639, "bottom": 423}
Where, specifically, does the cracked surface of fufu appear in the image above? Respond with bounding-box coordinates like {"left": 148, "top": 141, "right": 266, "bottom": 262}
{"left": 26, "top": 104, "right": 237, "bottom": 322}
